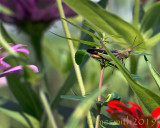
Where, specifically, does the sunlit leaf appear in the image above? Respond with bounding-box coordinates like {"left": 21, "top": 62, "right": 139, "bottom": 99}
{"left": 50, "top": 32, "right": 100, "bottom": 47}
{"left": 144, "top": 55, "right": 160, "bottom": 90}
{"left": 83, "top": 22, "right": 103, "bottom": 38}
{"left": 62, "top": 18, "right": 100, "bottom": 40}
{"left": 63, "top": 0, "right": 145, "bottom": 50}
{"left": 65, "top": 86, "right": 106, "bottom": 128}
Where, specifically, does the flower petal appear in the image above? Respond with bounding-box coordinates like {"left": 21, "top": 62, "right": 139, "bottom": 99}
{"left": 107, "top": 100, "right": 133, "bottom": 115}
{"left": 0, "top": 57, "right": 11, "bottom": 70}
{"left": 0, "top": 65, "right": 39, "bottom": 78}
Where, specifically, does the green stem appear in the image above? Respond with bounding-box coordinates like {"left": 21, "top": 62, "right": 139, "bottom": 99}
{"left": 56, "top": 0, "right": 85, "bottom": 96}
{"left": 40, "top": 88, "right": 58, "bottom": 128}
{"left": 133, "top": 0, "right": 140, "bottom": 29}
{"left": 56, "top": 0, "right": 93, "bottom": 127}
{"left": 95, "top": 103, "right": 101, "bottom": 128}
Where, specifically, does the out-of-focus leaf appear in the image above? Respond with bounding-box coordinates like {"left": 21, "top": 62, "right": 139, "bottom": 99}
{"left": 0, "top": 4, "right": 13, "bottom": 15}
{"left": 63, "top": 0, "right": 145, "bottom": 49}
{"left": 0, "top": 23, "right": 14, "bottom": 43}
{"left": 7, "top": 74, "right": 43, "bottom": 120}
{"left": 131, "top": 74, "right": 142, "bottom": 81}
{"left": 62, "top": 18, "right": 100, "bottom": 40}
{"left": 130, "top": 52, "right": 151, "bottom": 56}
{"left": 144, "top": 55, "right": 160, "bottom": 90}
{"left": 65, "top": 86, "right": 106, "bottom": 128}
{"left": 61, "top": 95, "right": 84, "bottom": 101}
{"left": 50, "top": 32, "right": 100, "bottom": 47}
{"left": 0, "top": 107, "right": 39, "bottom": 128}
{"left": 91, "top": 108, "right": 123, "bottom": 128}
{"left": 75, "top": 50, "right": 87, "bottom": 65}
{"left": 145, "top": 33, "right": 160, "bottom": 48}
{"left": 140, "top": 2, "right": 160, "bottom": 34}
{"left": 102, "top": 44, "right": 160, "bottom": 113}
{"left": 83, "top": 22, "right": 103, "bottom": 38}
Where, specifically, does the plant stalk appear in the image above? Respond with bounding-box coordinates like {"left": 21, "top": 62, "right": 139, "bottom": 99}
{"left": 95, "top": 65, "right": 105, "bottom": 128}
{"left": 56, "top": 0, "right": 93, "bottom": 127}
{"left": 40, "top": 88, "right": 58, "bottom": 128}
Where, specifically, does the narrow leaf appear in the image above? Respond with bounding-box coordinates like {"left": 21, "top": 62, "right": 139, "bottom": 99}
{"left": 65, "top": 86, "right": 106, "bottom": 128}
{"left": 62, "top": 18, "right": 100, "bottom": 40}
{"left": 144, "top": 55, "right": 160, "bottom": 91}
{"left": 130, "top": 52, "right": 151, "bottom": 56}
{"left": 63, "top": 0, "right": 145, "bottom": 49}
{"left": 102, "top": 44, "right": 160, "bottom": 113}
{"left": 61, "top": 95, "right": 84, "bottom": 101}
{"left": 83, "top": 22, "right": 103, "bottom": 38}
{"left": 50, "top": 32, "right": 100, "bottom": 47}
{"left": 0, "top": 107, "right": 39, "bottom": 128}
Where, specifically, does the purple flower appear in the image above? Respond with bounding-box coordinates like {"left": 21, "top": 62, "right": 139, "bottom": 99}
{"left": 0, "top": 0, "right": 76, "bottom": 24}
{"left": 0, "top": 44, "right": 39, "bottom": 78}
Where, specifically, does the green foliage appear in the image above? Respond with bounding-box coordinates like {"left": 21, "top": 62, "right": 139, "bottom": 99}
{"left": 7, "top": 74, "right": 43, "bottom": 120}
{"left": 0, "top": 4, "right": 13, "bottom": 15}
{"left": 140, "top": 2, "right": 160, "bottom": 34}
{"left": 144, "top": 55, "right": 160, "bottom": 90}
{"left": 102, "top": 44, "right": 160, "bottom": 113}
{"left": 1, "top": 0, "right": 160, "bottom": 128}
{"left": 63, "top": 0, "right": 145, "bottom": 48}
{"left": 65, "top": 86, "right": 106, "bottom": 128}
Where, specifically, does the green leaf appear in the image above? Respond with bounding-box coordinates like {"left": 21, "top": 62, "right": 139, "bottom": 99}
{"left": 131, "top": 74, "right": 142, "bottom": 81}
{"left": 75, "top": 50, "right": 87, "bottom": 65}
{"left": 130, "top": 52, "right": 151, "bottom": 56}
{"left": 0, "top": 4, "right": 13, "bottom": 15}
{"left": 102, "top": 44, "right": 160, "bottom": 113}
{"left": 7, "top": 74, "right": 43, "bottom": 120}
{"left": 83, "top": 22, "right": 103, "bottom": 38}
{"left": 65, "top": 86, "right": 106, "bottom": 128}
{"left": 50, "top": 32, "right": 100, "bottom": 47}
{"left": 61, "top": 95, "right": 84, "bottom": 101}
{"left": 62, "top": 18, "right": 100, "bottom": 40}
{"left": 145, "top": 33, "right": 160, "bottom": 49}
{"left": 63, "top": 0, "right": 145, "bottom": 49}
{"left": 144, "top": 55, "right": 160, "bottom": 90}
{"left": 140, "top": 2, "right": 160, "bottom": 34}
{"left": 0, "top": 107, "right": 39, "bottom": 128}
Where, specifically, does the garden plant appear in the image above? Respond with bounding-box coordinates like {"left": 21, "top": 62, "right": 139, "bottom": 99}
{"left": 0, "top": 0, "right": 160, "bottom": 128}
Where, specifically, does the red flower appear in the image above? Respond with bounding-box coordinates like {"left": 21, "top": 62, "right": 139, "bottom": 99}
{"left": 106, "top": 100, "right": 160, "bottom": 128}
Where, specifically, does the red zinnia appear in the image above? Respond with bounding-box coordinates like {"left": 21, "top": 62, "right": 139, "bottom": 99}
{"left": 106, "top": 100, "right": 160, "bottom": 128}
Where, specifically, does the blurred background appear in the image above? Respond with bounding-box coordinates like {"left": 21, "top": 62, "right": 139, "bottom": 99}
{"left": 0, "top": 0, "right": 160, "bottom": 127}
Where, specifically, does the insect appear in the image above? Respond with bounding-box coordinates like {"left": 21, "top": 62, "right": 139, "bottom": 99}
{"left": 87, "top": 36, "right": 144, "bottom": 66}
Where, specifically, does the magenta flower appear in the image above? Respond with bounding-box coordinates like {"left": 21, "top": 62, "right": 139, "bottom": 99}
{"left": 0, "top": 44, "right": 38, "bottom": 78}
{"left": 0, "top": 0, "right": 76, "bottom": 24}
{"left": 106, "top": 100, "right": 160, "bottom": 128}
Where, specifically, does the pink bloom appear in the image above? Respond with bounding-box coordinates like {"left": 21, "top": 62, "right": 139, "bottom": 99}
{"left": 0, "top": 44, "right": 38, "bottom": 78}
{"left": 106, "top": 100, "right": 160, "bottom": 128}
